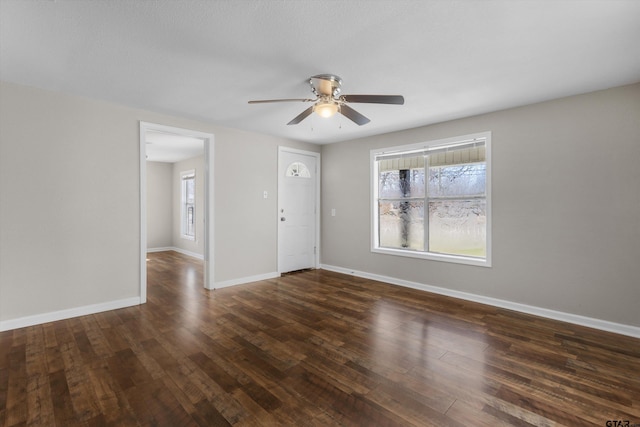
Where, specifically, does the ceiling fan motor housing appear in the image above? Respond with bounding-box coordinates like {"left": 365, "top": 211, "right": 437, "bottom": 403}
{"left": 310, "top": 74, "right": 342, "bottom": 98}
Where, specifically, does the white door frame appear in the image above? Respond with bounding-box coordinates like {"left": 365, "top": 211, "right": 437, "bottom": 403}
{"left": 139, "top": 122, "right": 215, "bottom": 302}
{"left": 277, "top": 146, "right": 321, "bottom": 273}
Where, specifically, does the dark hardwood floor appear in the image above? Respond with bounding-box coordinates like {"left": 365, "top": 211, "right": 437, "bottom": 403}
{"left": 1, "top": 251, "right": 639, "bottom": 426}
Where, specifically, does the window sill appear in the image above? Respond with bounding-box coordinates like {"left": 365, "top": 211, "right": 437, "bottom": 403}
{"left": 371, "top": 246, "right": 491, "bottom": 267}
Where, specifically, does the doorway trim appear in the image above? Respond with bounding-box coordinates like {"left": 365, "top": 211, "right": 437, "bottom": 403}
{"left": 139, "top": 122, "right": 215, "bottom": 302}
{"left": 277, "top": 146, "right": 321, "bottom": 273}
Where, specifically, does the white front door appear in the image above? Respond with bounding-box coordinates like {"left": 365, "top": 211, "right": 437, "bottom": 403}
{"left": 278, "top": 148, "right": 319, "bottom": 273}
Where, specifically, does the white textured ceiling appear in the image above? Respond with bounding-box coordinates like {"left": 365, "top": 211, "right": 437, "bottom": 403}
{"left": 1, "top": 0, "right": 639, "bottom": 144}
{"left": 145, "top": 131, "right": 204, "bottom": 163}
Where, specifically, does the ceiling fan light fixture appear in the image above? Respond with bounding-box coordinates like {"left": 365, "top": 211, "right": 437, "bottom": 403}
{"left": 314, "top": 101, "right": 339, "bottom": 118}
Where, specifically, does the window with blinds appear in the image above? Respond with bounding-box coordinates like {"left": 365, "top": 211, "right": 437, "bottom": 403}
{"left": 371, "top": 132, "right": 491, "bottom": 267}
{"left": 181, "top": 170, "right": 196, "bottom": 240}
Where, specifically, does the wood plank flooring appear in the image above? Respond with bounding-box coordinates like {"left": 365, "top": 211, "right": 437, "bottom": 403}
{"left": 1, "top": 250, "right": 639, "bottom": 426}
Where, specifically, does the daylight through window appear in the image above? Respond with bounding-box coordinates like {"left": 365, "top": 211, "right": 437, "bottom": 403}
{"left": 181, "top": 170, "right": 196, "bottom": 240}
{"left": 372, "top": 132, "right": 491, "bottom": 266}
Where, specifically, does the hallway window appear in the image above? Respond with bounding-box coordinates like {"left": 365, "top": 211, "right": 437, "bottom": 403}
{"left": 371, "top": 132, "right": 491, "bottom": 267}
{"left": 181, "top": 170, "right": 196, "bottom": 240}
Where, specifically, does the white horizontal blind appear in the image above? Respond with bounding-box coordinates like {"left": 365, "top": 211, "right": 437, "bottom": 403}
{"left": 377, "top": 140, "right": 486, "bottom": 172}
{"left": 378, "top": 155, "right": 425, "bottom": 172}
{"left": 429, "top": 144, "right": 485, "bottom": 167}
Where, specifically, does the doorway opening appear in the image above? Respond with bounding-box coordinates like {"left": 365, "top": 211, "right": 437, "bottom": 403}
{"left": 139, "top": 122, "right": 215, "bottom": 302}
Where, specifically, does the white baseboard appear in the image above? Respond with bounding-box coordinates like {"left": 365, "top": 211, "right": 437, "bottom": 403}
{"left": 147, "top": 246, "right": 204, "bottom": 260}
{"left": 147, "top": 246, "right": 174, "bottom": 253}
{"left": 214, "top": 272, "right": 280, "bottom": 289}
{"left": 320, "top": 264, "right": 640, "bottom": 339}
{"left": 0, "top": 296, "right": 141, "bottom": 332}
{"left": 7, "top": 265, "right": 635, "bottom": 339}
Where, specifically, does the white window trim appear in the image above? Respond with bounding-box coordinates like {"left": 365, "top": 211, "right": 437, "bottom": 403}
{"left": 371, "top": 131, "right": 492, "bottom": 267}
{"left": 181, "top": 169, "right": 196, "bottom": 241}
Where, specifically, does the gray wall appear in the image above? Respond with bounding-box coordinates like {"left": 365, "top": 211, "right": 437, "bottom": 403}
{"left": 2, "top": 79, "right": 637, "bottom": 329}
{"left": 147, "top": 155, "right": 206, "bottom": 256}
{"left": 0, "top": 81, "right": 318, "bottom": 323}
{"left": 146, "top": 161, "right": 173, "bottom": 249}
{"left": 321, "top": 83, "right": 640, "bottom": 328}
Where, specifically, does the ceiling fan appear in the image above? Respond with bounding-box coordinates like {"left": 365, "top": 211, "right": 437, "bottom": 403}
{"left": 248, "top": 74, "right": 404, "bottom": 126}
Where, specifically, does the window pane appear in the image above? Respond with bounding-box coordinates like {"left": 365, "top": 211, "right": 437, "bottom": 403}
{"left": 286, "top": 162, "right": 311, "bottom": 178}
{"left": 379, "top": 169, "right": 425, "bottom": 198}
{"left": 181, "top": 173, "right": 196, "bottom": 239}
{"left": 379, "top": 171, "right": 400, "bottom": 198}
{"left": 428, "top": 164, "right": 485, "bottom": 197}
{"left": 379, "top": 200, "right": 424, "bottom": 250}
{"left": 187, "top": 179, "right": 196, "bottom": 203}
{"left": 428, "top": 199, "right": 486, "bottom": 257}
{"left": 186, "top": 205, "right": 195, "bottom": 236}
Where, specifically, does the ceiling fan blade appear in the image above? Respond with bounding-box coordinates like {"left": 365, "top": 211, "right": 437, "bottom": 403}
{"left": 340, "top": 104, "right": 371, "bottom": 126}
{"left": 248, "top": 98, "right": 315, "bottom": 104}
{"left": 287, "top": 106, "right": 314, "bottom": 125}
{"left": 341, "top": 94, "right": 404, "bottom": 105}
